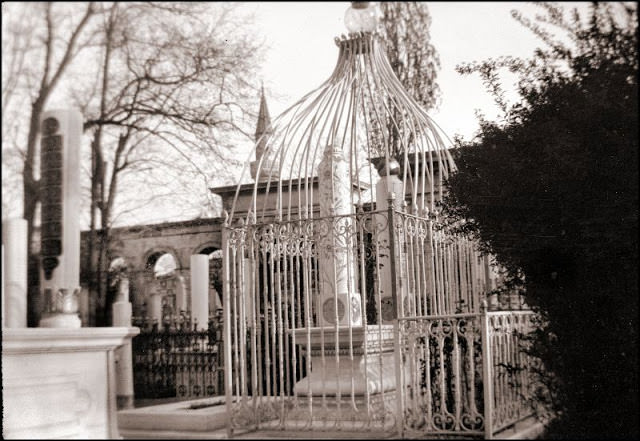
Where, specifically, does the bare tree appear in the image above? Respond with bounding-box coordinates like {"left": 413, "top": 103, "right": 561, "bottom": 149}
{"left": 74, "top": 2, "right": 263, "bottom": 325}
{"left": 2, "top": 2, "right": 263, "bottom": 325}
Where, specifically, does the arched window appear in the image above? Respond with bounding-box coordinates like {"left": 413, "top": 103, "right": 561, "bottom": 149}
{"left": 146, "top": 252, "right": 177, "bottom": 278}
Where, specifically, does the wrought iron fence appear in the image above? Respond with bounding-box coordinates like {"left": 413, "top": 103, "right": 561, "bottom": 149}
{"left": 399, "top": 313, "right": 485, "bottom": 438}
{"left": 398, "top": 308, "right": 538, "bottom": 439}
{"left": 393, "top": 210, "right": 490, "bottom": 317}
{"left": 223, "top": 212, "right": 400, "bottom": 433}
{"left": 486, "top": 310, "right": 538, "bottom": 434}
{"left": 132, "top": 315, "right": 224, "bottom": 400}
{"left": 222, "top": 208, "right": 537, "bottom": 436}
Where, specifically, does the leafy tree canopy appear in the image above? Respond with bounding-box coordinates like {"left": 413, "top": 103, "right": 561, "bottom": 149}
{"left": 374, "top": 1, "right": 440, "bottom": 157}
{"left": 442, "top": 3, "right": 638, "bottom": 438}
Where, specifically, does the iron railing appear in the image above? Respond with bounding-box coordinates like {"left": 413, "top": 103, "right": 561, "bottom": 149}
{"left": 398, "top": 308, "right": 538, "bottom": 439}
{"left": 132, "top": 316, "right": 224, "bottom": 400}
{"left": 222, "top": 209, "right": 537, "bottom": 436}
{"left": 485, "top": 310, "right": 538, "bottom": 435}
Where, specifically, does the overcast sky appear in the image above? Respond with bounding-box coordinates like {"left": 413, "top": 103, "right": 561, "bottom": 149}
{"left": 246, "top": 2, "right": 590, "bottom": 141}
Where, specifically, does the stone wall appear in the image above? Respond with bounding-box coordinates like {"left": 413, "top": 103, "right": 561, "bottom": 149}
{"left": 79, "top": 217, "right": 224, "bottom": 323}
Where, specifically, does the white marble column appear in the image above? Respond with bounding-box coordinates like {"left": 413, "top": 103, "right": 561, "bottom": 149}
{"left": 175, "top": 275, "right": 187, "bottom": 313}
{"left": 112, "top": 277, "right": 134, "bottom": 409}
{"left": 316, "top": 141, "right": 361, "bottom": 326}
{"left": 38, "top": 109, "right": 82, "bottom": 328}
{"left": 190, "top": 255, "right": 209, "bottom": 330}
{"left": 112, "top": 278, "right": 132, "bottom": 324}
{"left": 2, "top": 218, "right": 28, "bottom": 328}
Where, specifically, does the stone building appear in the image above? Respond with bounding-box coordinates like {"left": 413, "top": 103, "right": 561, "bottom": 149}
{"left": 80, "top": 217, "right": 225, "bottom": 325}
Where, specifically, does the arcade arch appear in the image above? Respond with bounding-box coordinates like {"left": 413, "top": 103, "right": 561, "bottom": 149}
{"left": 142, "top": 247, "right": 182, "bottom": 274}
{"left": 79, "top": 217, "right": 225, "bottom": 325}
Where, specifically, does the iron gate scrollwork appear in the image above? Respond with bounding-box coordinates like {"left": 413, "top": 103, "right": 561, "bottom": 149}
{"left": 132, "top": 316, "right": 224, "bottom": 400}
{"left": 397, "top": 310, "right": 539, "bottom": 438}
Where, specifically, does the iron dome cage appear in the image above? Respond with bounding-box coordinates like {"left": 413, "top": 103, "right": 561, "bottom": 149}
{"left": 221, "top": 2, "right": 503, "bottom": 434}
{"left": 227, "top": 31, "right": 456, "bottom": 223}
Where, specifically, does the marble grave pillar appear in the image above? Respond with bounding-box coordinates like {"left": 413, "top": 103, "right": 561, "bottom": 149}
{"left": 38, "top": 109, "right": 83, "bottom": 328}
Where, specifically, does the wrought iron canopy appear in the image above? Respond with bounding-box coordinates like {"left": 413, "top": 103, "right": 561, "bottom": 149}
{"left": 228, "top": 29, "right": 455, "bottom": 224}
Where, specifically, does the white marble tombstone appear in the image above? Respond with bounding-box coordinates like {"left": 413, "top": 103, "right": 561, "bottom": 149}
{"left": 38, "top": 109, "right": 82, "bottom": 328}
